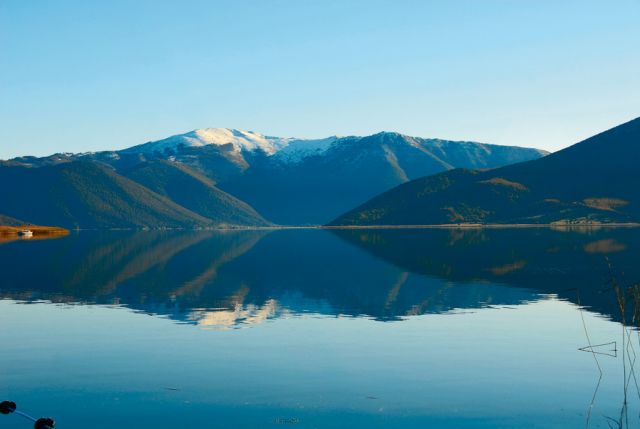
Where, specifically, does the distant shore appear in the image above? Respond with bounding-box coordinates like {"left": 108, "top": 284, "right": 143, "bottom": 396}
{"left": 0, "top": 225, "right": 70, "bottom": 242}
{"left": 320, "top": 222, "right": 640, "bottom": 230}
{"left": 2, "top": 223, "right": 639, "bottom": 234}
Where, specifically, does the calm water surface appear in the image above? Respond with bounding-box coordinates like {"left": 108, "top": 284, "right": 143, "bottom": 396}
{"left": 1, "top": 228, "right": 640, "bottom": 428}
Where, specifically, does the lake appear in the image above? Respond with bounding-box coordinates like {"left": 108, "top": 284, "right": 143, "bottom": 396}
{"left": 1, "top": 227, "right": 640, "bottom": 428}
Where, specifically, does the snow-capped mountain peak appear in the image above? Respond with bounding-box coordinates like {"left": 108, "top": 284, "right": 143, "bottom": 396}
{"left": 124, "top": 128, "right": 287, "bottom": 155}
{"left": 123, "top": 128, "right": 338, "bottom": 162}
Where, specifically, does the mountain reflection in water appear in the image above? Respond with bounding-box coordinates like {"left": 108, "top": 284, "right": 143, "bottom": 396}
{"left": 1, "top": 227, "right": 638, "bottom": 328}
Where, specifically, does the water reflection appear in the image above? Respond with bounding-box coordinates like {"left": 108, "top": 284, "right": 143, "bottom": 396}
{"left": 334, "top": 227, "right": 640, "bottom": 324}
{"left": 3, "top": 227, "right": 640, "bottom": 429}
{"left": 1, "top": 227, "right": 639, "bottom": 328}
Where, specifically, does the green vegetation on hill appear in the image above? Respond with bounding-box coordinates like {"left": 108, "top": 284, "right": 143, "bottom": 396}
{"left": 221, "top": 132, "right": 547, "bottom": 225}
{"left": 331, "top": 117, "right": 640, "bottom": 226}
{"left": 123, "top": 160, "right": 270, "bottom": 226}
{"left": 0, "top": 161, "right": 215, "bottom": 229}
{"left": 0, "top": 130, "right": 548, "bottom": 228}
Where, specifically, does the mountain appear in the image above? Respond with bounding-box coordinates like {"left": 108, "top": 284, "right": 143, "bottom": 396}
{"left": 123, "top": 127, "right": 338, "bottom": 161}
{"left": 0, "top": 161, "right": 249, "bottom": 229}
{"left": 0, "top": 214, "right": 26, "bottom": 226}
{"left": 1, "top": 127, "right": 547, "bottom": 227}
{"left": 219, "top": 131, "right": 547, "bottom": 224}
{"left": 121, "top": 159, "right": 267, "bottom": 226}
{"left": 331, "top": 117, "right": 640, "bottom": 226}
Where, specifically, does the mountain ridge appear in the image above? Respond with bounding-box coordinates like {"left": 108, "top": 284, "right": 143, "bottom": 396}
{"left": 330, "top": 117, "right": 640, "bottom": 226}
{"left": 1, "top": 128, "right": 549, "bottom": 228}
{"left": 2, "top": 128, "right": 547, "bottom": 165}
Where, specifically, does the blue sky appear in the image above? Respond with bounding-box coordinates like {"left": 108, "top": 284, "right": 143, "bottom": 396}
{"left": 1, "top": 0, "right": 638, "bottom": 159}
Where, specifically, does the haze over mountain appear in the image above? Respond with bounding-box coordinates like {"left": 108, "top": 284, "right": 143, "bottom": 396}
{"left": 0, "top": 128, "right": 546, "bottom": 228}
{"left": 331, "top": 117, "right": 640, "bottom": 226}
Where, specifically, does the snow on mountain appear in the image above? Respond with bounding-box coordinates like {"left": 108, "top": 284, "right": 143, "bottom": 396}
{"left": 123, "top": 128, "right": 287, "bottom": 155}
{"left": 271, "top": 136, "right": 338, "bottom": 163}
{"left": 122, "top": 128, "right": 335, "bottom": 162}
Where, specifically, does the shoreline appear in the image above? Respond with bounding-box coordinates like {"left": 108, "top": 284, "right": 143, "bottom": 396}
{"left": 3, "top": 223, "right": 639, "bottom": 233}
{"left": 0, "top": 225, "right": 70, "bottom": 242}
{"left": 320, "top": 222, "right": 640, "bottom": 230}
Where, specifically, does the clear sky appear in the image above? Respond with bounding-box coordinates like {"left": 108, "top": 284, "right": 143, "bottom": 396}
{"left": 1, "top": 0, "right": 638, "bottom": 159}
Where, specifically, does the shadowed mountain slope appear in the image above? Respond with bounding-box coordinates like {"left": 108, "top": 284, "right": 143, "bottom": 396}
{"left": 331, "top": 117, "right": 640, "bottom": 225}
{"left": 1, "top": 128, "right": 546, "bottom": 227}
{"left": 220, "top": 132, "right": 547, "bottom": 224}
{"left": 0, "top": 161, "right": 215, "bottom": 229}
{"left": 122, "top": 160, "right": 269, "bottom": 226}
